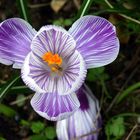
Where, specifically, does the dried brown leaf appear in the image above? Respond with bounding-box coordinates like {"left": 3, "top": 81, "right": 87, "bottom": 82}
{"left": 51, "top": 0, "right": 67, "bottom": 13}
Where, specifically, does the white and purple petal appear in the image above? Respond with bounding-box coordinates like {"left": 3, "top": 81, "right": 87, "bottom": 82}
{"left": 21, "top": 26, "right": 87, "bottom": 95}
{"left": 69, "top": 15, "right": 119, "bottom": 69}
{"left": 56, "top": 84, "right": 101, "bottom": 140}
{"left": 31, "top": 92, "right": 80, "bottom": 121}
{"left": 31, "top": 25, "right": 76, "bottom": 59}
{"left": 0, "top": 18, "right": 37, "bottom": 68}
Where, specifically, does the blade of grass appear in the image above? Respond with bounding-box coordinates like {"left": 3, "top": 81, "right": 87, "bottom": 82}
{"left": 16, "top": 0, "right": 30, "bottom": 23}
{"left": 76, "top": 0, "right": 94, "bottom": 18}
{"left": 116, "top": 82, "right": 140, "bottom": 104}
{"left": 104, "top": 0, "right": 140, "bottom": 24}
{"left": 0, "top": 75, "right": 20, "bottom": 102}
{"left": 0, "top": 85, "right": 32, "bottom": 94}
{"left": 93, "top": 9, "right": 121, "bottom": 15}
{"left": 106, "top": 68, "right": 137, "bottom": 113}
{"left": 10, "top": 85, "right": 31, "bottom": 93}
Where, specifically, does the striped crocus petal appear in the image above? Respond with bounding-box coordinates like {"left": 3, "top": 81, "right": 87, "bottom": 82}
{"left": 56, "top": 84, "right": 101, "bottom": 140}
{"left": 31, "top": 92, "right": 80, "bottom": 121}
{"left": 69, "top": 15, "right": 119, "bottom": 69}
{"left": 0, "top": 18, "right": 37, "bottom": 68}
{"left": 31, "top": 25, "right": 76, "bottom": 59}
{"left": 21, "top": 26, "right": 87, "bottom": 95}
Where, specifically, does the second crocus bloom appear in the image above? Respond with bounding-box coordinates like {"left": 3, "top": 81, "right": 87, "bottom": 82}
{"left": 56, "top": 84, "right": 101, "bottom": 140}
{"left": 0, "top": 16, "right": 119, "bottom": 120}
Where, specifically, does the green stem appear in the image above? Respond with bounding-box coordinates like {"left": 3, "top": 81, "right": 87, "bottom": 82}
{"left": 0, "top": 75, "right": 20, "bottom": 102}
{"left": 77, "top": 0, "right": 94, "bottom": 18}
{"left": 16, "top": 0, "right": 30, "bottom": 22}
{"left": 104, "top": 0, "right": 114, "bottom": 8}
{"left": 100, "top": 78, "right": 111, "bottom": 98}
{"left": 108, "top": 113, "right": 140, "bottom": 123}
{"left": 116, "top": 82, "right": 140, "bottom": 104}
{"left": 119, "top": 14, "right": 140, "bottom": 24}
{"left": 0, "top": 85, "right": 31, "bottom": 94}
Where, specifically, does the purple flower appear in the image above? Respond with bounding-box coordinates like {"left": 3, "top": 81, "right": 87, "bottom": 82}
{"left": 56, "top": 84, "right": 101, "bottom": 140}
{"left": 0, "top": 16, "right": 119, "bottom": 121}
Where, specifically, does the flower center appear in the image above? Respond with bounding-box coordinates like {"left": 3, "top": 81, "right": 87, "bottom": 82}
{"left": 42, "top": 52, "right": 62, "bottom": 72}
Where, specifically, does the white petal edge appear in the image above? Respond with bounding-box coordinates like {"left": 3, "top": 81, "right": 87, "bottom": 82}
{"left": 21, "top": 51, "right": 87, "bottom": 95}
{"left": 21, "top": 53, "right": 45, "bottom": 93}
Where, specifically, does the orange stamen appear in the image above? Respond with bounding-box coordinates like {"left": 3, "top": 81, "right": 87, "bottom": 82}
{"left": 42, "top": 52, "right": 62, "bottom": 72}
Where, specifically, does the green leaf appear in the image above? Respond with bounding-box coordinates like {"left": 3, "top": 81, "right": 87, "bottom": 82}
{"left": 105, "top": 117, "right": 125, "bottom": 138}
{"left": 30, "top": 134, "right": 46, "bottom": 140}
{"left": 105, "top": 122, "right": 112, "bottom": 137}
{"left": 53, "top": 18, "right": 73, "bottom": 27}
{"left": 77, "top": 0, "right": 94, "bottom": 18}
{"left": 112, "top": 117, "right": 125, "bottom": 137}
{"left": 64, "top": 19, "right": 73, "bottom": 26}
{"left": 0, "top": 104, "right": 16, "bottom": 117}
{"left": 31, "top": 121, "right": 45, "bottom": 134}
{"left": 113, "top": 124, "right": 125, "bottom": 137}
{"left": 0, "top": 137, "right": 6, "bottom": 140}
{"left": 53, "top": 18, "right": 63, "bottom": 26}
{"left": 0, "top": 75, "right": 20, "bottom": 102}
{"left": 45, "top": 126, "right": 56, "bottom": 140}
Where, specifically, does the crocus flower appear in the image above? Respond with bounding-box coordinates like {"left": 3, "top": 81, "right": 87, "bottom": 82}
{"left": 56, "top": 84, "right": 101, "bottom": 140}
{"left": 0, "top": 16, "right": 119, "bottom": 121}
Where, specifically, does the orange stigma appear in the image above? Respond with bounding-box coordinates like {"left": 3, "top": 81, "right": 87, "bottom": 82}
{"left": 42, "top": 52, "right": 62, "bottom": 72}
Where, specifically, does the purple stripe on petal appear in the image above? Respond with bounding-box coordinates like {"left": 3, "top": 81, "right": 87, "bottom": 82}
{"left": 0, "top": 18, "right": 37, "bottom": 68}
{"left": 59, "top": 50, "right": 87, "bottom": 95}
{"left": 56, "top": 84, "right": 101, "bottom": 140}
{"left": 22, "top": 25, "right": 87, "bottom": 95}
{"left": 22, "top": 50, "right": 87, "bottom": 96}
{"left": 31, "top": 25, "right": 76, "bottom": 59}
{"left": 31, "top": 92, "right": 80, "bottom": 121}
{"left": 21, "top": 53, "right": 46, "bottom": 93}
{"left": 68, "top": 16, "right": 119, "bottom": 69}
